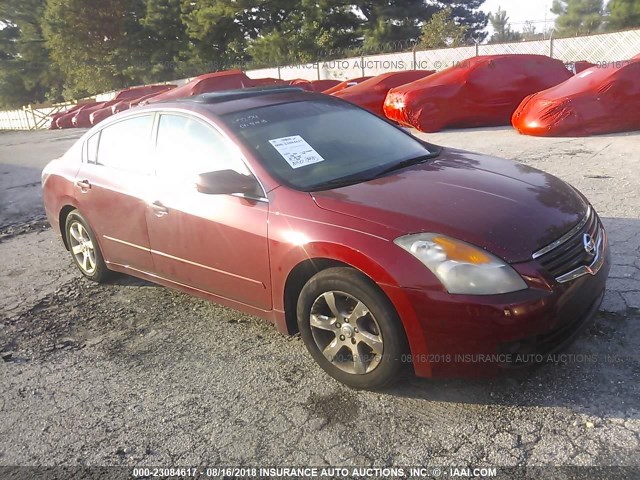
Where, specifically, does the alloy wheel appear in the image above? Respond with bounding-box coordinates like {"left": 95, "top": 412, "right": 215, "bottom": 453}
{"left": 309, "top": 291, "right": 384, "bottom": 375}
{"left": 68, "top": 221, "right": 97, "bottom": 275}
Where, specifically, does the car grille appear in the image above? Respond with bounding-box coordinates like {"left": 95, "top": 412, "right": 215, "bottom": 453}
{"left": 532, "top": 207, "right": 604, "bottom": 283}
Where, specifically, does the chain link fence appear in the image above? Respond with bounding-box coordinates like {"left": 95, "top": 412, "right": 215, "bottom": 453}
{"left": 2, "top": 29, "right": 639, "bottom": 130}
{"left": 245, "top": 29, "right": 640, "bottom": 80}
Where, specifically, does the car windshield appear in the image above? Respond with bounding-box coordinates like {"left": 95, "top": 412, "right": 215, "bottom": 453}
{"left": 222, "top": 99, "right": 434, "bottom": 191}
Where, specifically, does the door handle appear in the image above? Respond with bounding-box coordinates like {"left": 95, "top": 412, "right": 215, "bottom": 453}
{"left": 151, "top": 201, "right": 169, "bottom": 217}
{"left": 75, "top": 179, "right": 91, "bottom": 191}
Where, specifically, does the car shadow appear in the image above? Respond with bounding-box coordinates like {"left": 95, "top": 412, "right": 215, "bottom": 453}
{"left": 104, "top": 274, "right": 158, "bottom": 288}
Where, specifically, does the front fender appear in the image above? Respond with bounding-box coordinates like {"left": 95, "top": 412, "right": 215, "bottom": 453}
{"left": 268, "top": 204, "right": 436, "bottom": 373}
{"left": 42, "top": 159, "right": 81, "bottom": 243}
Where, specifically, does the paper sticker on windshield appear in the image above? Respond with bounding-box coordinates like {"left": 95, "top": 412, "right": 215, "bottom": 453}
{"left": 269, "top": 135, "right": 325, "bottom": 169}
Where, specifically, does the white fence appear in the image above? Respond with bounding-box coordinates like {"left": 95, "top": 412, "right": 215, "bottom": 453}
{"left": 2, "top": 29, "right": 639, "bottom": 130}
{"left": 0, "top": 105, "right": 74, "bottom": 131}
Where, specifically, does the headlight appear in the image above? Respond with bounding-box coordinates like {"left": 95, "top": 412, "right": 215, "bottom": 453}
{"left": 394, "top": 233, "right": 527, "bottom": 295}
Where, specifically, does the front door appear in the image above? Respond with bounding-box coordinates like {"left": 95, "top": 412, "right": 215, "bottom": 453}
{"left": 145, "top": 113, "right": 271, "bottom": 310}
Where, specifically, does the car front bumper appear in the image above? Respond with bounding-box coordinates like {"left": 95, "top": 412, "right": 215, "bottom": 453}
{"left": 382, "top": 237, "right": 611, "bottom": 378}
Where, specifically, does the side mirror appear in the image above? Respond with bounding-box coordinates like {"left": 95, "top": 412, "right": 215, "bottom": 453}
{"left": 196, "top": 169, "right": 261, "bottom": 196}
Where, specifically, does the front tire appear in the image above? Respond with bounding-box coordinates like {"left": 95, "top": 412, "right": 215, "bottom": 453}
{"left": 65, "top": 210, "right": 110, "bottom": 283}
{"left": 297, "top": 267, "right": 408, "bottom": 389}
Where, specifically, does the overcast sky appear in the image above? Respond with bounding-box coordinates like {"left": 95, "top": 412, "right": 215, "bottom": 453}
{"left": 480, "top": 0, "right": 558, "bottom": 33}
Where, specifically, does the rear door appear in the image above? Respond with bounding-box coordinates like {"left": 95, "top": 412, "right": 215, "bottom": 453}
{"left": 145, "top": 113, "right": 272, "bottom": 310}
{"left": 74, "top": 114, "right": 155, "bottom": 271}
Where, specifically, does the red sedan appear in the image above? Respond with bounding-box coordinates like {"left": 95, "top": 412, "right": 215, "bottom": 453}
{"left": 42, "top": 87, "right": 610, "bottom": 389}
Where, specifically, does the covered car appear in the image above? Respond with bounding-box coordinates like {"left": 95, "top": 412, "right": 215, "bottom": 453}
{"left": 114, "top": 84, "right": 175, "bottom": 101}
{"left": 110, "top": 85, "right": 177, "bottom": 114}
{"left": 250, "top": 77, "right": 286, "bottom": 86}
{"left": 308, "top": 79, "right": 341, "bottom": 92}
{"left": 333, "top": 70, "right": 434, "bottom": 117}
{"left": 49, "top": 104, "right": 84, "bottom": 129}
{"left": 287, "top": 79, "right": 313, "bottom": 91}
{"left": 512, "top": 58, "right": 640, "bottom": 136}
{"left": 117, "top": 92, "right": 167, "bottom": 113}
{"left": 90, "top": 103, "right": 120, "bottom": 126}
{"left": 56, "top": 103, "right": 98, "bottom": 129}
{"left": 72, "top": 101, "right": 118, "bottom": 128}
{"left": 89, "top": 107, "right": 112, "bottom": 126}
{"left": 287, "top": 79, "right": 341, "bottom": 92}
{"left": 572, "top": 61, "right": 596, "bottom": 74}
{"left": 144, "top": 70, "right": 255, "bottom": 104}
{"left": 384, "top": 55, "right": 573, "bottom": 132}
{"left": 323, "top": 77, "right": 372, "bottom": 94}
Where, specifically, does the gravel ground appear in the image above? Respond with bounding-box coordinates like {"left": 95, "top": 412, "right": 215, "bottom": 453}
{"left": 0, "top": 127, "right": 639, "bottom": 470}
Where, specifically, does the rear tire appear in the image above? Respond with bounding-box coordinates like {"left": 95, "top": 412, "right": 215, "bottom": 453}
{"left": 65, "top": 210, "right": 110, "bottom": 283}
{"left": 297, "top": 267, "right": 408, "bottom": 389}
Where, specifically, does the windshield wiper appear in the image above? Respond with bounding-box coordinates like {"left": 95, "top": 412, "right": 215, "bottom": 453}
{"left": 307, "top": 174, "right": 373, "bottom": 191}
{"left": 371, "top": 152, "right": 439, "bottom": 178}
{"left": 307, "top": 150, "right": 441, "bottom": 191}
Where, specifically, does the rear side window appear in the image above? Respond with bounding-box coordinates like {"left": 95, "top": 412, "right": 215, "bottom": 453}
{"left": 97, "top": 115, "right": 154, "bottom": 173}
{"left": 155, "top": 114, "right": 247, "bottom": 181}
{"left": 86, "top": 132, "right": 100, "bottom": 164}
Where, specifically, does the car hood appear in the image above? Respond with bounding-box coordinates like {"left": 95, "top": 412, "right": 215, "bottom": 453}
{"left": 311, "top": 148, "right": 588, "bottom": 263}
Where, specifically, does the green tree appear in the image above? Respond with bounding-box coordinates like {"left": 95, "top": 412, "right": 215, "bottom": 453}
{"left": 354, "top": 0, "right": 432, "bottom": 51}
{"left": 43, "top": 0, "right": 148, "bottom": 99}
{"left": 179, "top": 0, "right": 248, "bottom": 75}
{"left": 436, "top": 0, "right": 489, "bottom": 43}
{"left": 245, "top": 0, "right": 360, "bottom": 66}
{"left": 606, "top": 0, "right": 640, "bottom": 31}
{"left": 0, "top": 0, "right": 62, "bottom": 108}
{"left": 488, "top": 7, "right": 522, "bottom": 42}
{"left": 551, "top": 0, "right": 603, "bottom": 36}
{"left": 140, "top": 0, "right": 189, "bottom": 81}
{"left": 418, "top": 8, "right": 467, "bottom": 49}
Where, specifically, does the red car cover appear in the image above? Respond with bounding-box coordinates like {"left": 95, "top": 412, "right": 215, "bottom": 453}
{"left": 573, "top": 61, "right": 596, "bottom": 74}
{"left": 110, "top": 85, "right": 176, "bottom": 114}
{"left": 49, "top": 104, "right": 84, "bottom": 129}
{"left": 250, "top": 77, "right": 286, "bottom": 86}
{"left": 56, "top": 103, "right": 98, "bottom": 129}
{"left": 512, "top": 59, "right": 640, "bottom": 137}
{"left": 323, "top": 77, "right": 372, "bottom": 94}
{"left": 112, "top": 96, "right": 143, "bottom": 114}
{"left": 308, "top": 80, "right": 341, "bottom": 92}
{"left": 288, "top": 79, "right": 314, "bottom": 91}
{"left": 111, "top": 99, "right": 132, "bottom": 115}
{"left": 90, "top": 104, "right": 119, "bottom": 126}
{"left": 114, "top": 84, "right": 175, "bottom": 101}
{"left": 333, "top": 71, "right": 435, "bottom": 116}
{"left": 383, "top": 55, "right": 573, "bottom": 132}
{"left": 287, "top": 79, "right": 341, "bottom": 92}
{"left": 73, "top": 101, "right": 119, "bottom": 128}
{"left": 145, "top": 70, "right": 255, "bottom": 104}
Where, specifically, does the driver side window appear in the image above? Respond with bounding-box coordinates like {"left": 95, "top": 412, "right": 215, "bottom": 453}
{"left": 155, "top": 114, "right": 249, "bottom": 181}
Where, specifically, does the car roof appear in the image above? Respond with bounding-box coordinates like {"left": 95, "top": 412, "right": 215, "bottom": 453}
{"left": 142, "top": 87, "right": 332, "bottom": 116}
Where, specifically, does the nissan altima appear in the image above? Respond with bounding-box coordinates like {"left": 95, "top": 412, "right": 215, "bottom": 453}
{"left": 42, "top": 87, "right": 610, "bottom": 389}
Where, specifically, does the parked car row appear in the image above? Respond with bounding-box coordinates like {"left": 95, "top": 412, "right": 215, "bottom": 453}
{"left": 49, "top": 54, "right": 640, "bottom": 136}
{"left": 50, "top": 72, "right": 291, "bottom": 130}
{"left": 50, "top": 85, "right": 176, "bottom": 129}
{"left": 334, "top": 54, "right": 638, "bottom": 137}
